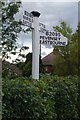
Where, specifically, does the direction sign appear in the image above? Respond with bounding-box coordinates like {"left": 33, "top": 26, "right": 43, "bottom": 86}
{"left": 39, "top": 22, "right": 46, "bottom": 33}
{"left": 22, "top": 11, "right": 33, "bottom": 28}
{"left": 22, "top": 10, "right": 68, "bottom": 79}
{"left": 39, "top": 22, "right": 48, "bottom": 33}
{"left": 40, "top": 31, "right": 68, "bottom": 46}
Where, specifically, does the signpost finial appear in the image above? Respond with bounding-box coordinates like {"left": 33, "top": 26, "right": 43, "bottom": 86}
{"left": 31, "top": 11, "right": 40, "bottom": 17}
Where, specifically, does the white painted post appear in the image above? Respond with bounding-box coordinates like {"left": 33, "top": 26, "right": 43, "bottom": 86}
{"left": 31, "top": 11, "right": 40, "bottom": 80}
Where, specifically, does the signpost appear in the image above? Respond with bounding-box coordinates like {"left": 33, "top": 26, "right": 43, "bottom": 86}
{"left": 23, "top": 11, "right": 40, "bottom": 79}
{"left": 22, "top": 10, "right": 68, "bottom": 80}
{"left": 31, "top": 11, "right": 40, "bottom": 80}
{"left": 23, "top": 11, "right": 33, "bottom": 28}
{"left": 40, "top": 31, "right": 68, "bottom": 46}
{"left": 39, "top": 22, "right": 47, "bottom": 33}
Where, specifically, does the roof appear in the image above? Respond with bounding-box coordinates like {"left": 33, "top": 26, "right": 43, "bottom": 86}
{"left": 42, "top": 52, "right": 57, "bottom": 65}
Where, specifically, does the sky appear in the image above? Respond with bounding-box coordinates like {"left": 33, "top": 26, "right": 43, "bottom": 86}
{"left": 10, "top": 0, "right": 79, "bottom": 61}
{"left": 21, "top": 0, "right": 79, "bottom": 2}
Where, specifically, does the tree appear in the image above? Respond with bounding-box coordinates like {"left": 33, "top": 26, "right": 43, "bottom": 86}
{"left": 1, "top": 1, "right": 29, "bottom": 60}
{"left": 77, "top": 22, "right": 80, "bottom": 76}
{"left": 75, "top": 22, "right": 80, "bottom": 119}
{"left": 12, "top": 46, "right": 29, "bottom": 64}
{"left": 17, "top": 53, "right": 45, "bottom": 77}
{"left": 53, "top": 21, "right": 78, "bottom": 76}
{"left": 1, "top": 1, "right": 30, "bottom": 78}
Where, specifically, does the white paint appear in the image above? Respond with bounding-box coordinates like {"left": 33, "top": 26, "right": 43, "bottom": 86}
{"left": 60, "top": 34, "right": 68, "bottom": 45}
{"left": 40, "top": 31, "right": 68, "bottom": 46}
{"left": 32, "top": 17, "right": 40, "bottom": 80}
{"left": 39, "top": 22, "right": 47, "bottom": 33}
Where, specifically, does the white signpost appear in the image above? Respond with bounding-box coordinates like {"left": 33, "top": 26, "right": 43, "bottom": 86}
{"left": 23, "top": 10, "right": 40, "bottom": 80}
{"left": 40, "top": 31, "right": 68, "bottom": 46}
{"left": 39, "top": 23, "right": 47, "bottom": 33}
{"left": 31, "top": 11, "right": 40, "bottom": 80}
{"left": 22, "top": 10, "right": 68, "bottom": 80}
{"left": 23, "top": 11, "right": 33, "bottom": 28}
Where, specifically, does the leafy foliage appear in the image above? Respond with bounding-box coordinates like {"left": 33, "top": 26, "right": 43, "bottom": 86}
{"left": 1, "top": 2, "right": 29, "bottom": 60}
{"left": 2, "top": 75, "right": 79, "bottom": 120}
{"left": 53, "top": 21, "right": 72, "bottom": 40}
{"left": 2, "top": 2, "right": 21, "bottom": 59}
{"left": 17, "top": 53, "right": 45, "bottom": 77}
{"left": 53, "top": 21, "right": 78, "bottom": 76}
{"left": 2, "top": 60, "right": 22, "bottom": 78}
{"left": 77, "top": 22, "right": 80, "bottom": 76}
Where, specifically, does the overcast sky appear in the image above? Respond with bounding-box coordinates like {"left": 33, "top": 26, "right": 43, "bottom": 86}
{"left": 13, "top": 0, "right": 79, "bottom": 60}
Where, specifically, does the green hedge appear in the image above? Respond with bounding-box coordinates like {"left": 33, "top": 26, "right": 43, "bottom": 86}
{"left": 2, "top": 75, "right": 79, "bottom": 120}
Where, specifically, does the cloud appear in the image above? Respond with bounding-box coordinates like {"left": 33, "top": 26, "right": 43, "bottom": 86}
{"left": 41, "top": 52, "right": 46, "bottom": 56}
{"left": 41, "top": 47, "right": 53, "bottom": 58}
{"left": 15, "top": 2, "right": 78, "bottom": 57}
{"left": 41, "top": 43, "right": 53, "bottom": 49}
{"left": 21, "top": 0, "right": 79, "bottom": 2}
{"left": 21, "top": 2, "right": 78, "bottom": 31}
{"left": 18, "top": 32, "right": 32, "bottom": 43}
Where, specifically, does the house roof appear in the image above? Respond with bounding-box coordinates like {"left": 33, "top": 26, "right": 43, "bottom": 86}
{"left": 42, "top": 52, "right": 57, "bottom": 65}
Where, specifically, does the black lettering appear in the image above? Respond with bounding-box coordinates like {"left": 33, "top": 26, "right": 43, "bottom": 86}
{"left": 46, "top": 31, "right": 49, "bottom": 36}
{"left": 58, "top": 37, "right": 61, "bottom": 40}
{"left": 52, "top": 32, "right": 55, "bottom": 36}
{"left": 55, "top": 32, "right": 57, "bottom": 36}
{"left": 40, "top": 36, "right": 44, "bottom": 40}
{"left": 50, "top": 41, "right": 53, "bottom": 45}
{"left": 50, "top": 32, "right": 52, "bottom": 36}
{"left": 40, "top": 40, "right": 42, "bottom": 44}
{"left": 54, "top": 37, "right": 57, "bottom": 40}
{"left": 58, "top": 33, "right": 61, "bottom": 37}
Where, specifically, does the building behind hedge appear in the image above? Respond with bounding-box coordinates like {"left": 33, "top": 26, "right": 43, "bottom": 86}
{"left": 42, "top": 49, "right": 59, "bottom": 73}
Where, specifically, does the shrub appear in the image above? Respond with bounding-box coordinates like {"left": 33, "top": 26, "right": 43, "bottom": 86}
{"left": 2, "top": 75, "right": 79, "bottom": 120}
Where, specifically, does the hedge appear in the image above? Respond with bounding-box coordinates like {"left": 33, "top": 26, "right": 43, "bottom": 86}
{"left": 2, "top": 75, "right": 79, "bottom": 120}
